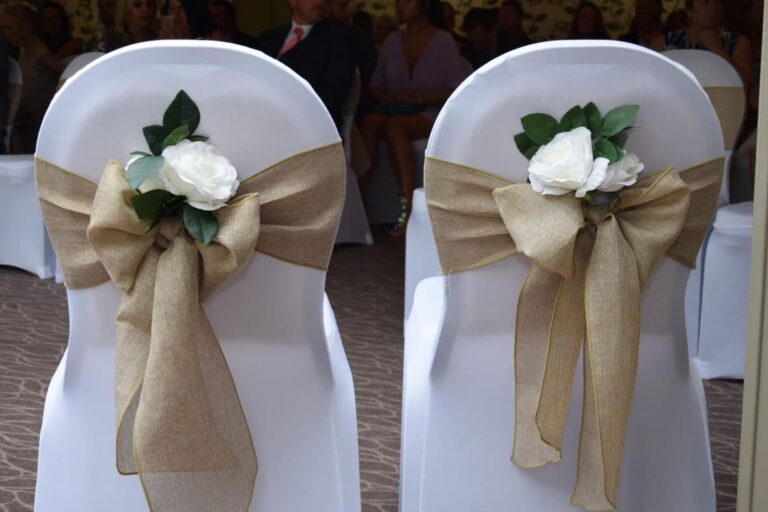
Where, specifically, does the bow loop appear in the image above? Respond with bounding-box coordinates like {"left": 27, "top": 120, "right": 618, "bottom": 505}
{"left": 493, "top": 184, "right": 584, "bottom": 279}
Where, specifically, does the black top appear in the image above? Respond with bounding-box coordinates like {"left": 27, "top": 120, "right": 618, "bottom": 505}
{"left": 257, "top": 20, "right": 356, "bottom": 131}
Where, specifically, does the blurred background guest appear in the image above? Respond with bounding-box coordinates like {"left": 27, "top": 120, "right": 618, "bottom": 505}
{"left": 360, "top": 0, "right": 467, "bottom": 237}
{"left": 619, "top": 0, "right": 663, "bottom": 47}
{"left": 461, "top": 7, "right": 499, "bottom": 69}
{"left": 652, "top": 0, "right": 752, "bottom": 87}
{"left": 38, "top": 1, "right": 82, "bottom": 61}
{"left": 109, "top": 0, "right": 158, "bottom": 50}
{"left": 440, "top": 1, "right": 464, "bottom": 44}
{"left": 569, "top": 2, "right": 608, "bottom": 39}
{"left": 497, "top": 0, "right": 531, "bottom": 52}
{"left": 257, "top": 0, "right": 356, "bottom": 132}
{"left": 665, "top": 9, "right": 689, "bottom": 31}
{"left": 89, "top": 0, "right": 117, "bottom": 51}
{"left": 0, "top": 3, "right": 58, "bottom": 153}
{"left": 208, "top": 0, "right": 256, "bottom": 46}
{"left": 374, "top": 13, "right": 397, "bottom": 51}
{"left": 159, "top": 0, "right": 212, "bottom": 39}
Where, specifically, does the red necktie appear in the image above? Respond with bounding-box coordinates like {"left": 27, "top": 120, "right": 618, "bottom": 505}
{"left": 278, "top": 27, "right": 304, "bottom": 57}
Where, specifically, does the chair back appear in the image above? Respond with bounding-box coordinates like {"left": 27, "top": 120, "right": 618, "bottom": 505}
{"left": 664, "top": 48, "right": 746, "bottom": 203}
{"left": 407, "top": 40, "right": 722, "bottom": 511}
{"left": 35, "top": 41, "right": 357, "bottom": 511}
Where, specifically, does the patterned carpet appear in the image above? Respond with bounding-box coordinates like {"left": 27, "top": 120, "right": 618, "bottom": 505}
{"left": 0, "top": 228, "right": 743, "bottom": 512}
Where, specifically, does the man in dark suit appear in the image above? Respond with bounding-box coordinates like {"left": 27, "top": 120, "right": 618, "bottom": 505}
{"left": 257, "top": 0, "right": 355, "bottom": 132}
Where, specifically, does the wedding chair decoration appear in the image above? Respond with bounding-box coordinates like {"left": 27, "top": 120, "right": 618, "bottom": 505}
{"left": 34, "top": 41, "right": 360, "bottom": 512}
{"left": 663, "top": 50, "right": 746, "bottom": 365}
{"left": 400, "top": 41, "right": 722, "bottom": 512}
{"left": 337, "top": 70, "right": 374, "bottom": 245}
{"left": 0, "top": 58, "right": 56, "bottom": 278}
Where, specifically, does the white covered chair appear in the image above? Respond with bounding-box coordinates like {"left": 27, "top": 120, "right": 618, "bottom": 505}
{"left": 34, "top": 41, "right": 360, "bottom": 512}
{"left": 664, "top": 49, "right": 748, "bottom": 379}
{"left": 57, "top": 51, "right": 105, "bottom": 89}
{"left": 0, "top": 58, "right": 55, "bottom": 278}
{"left": 336, "top": 70, "right": 374, "bottom": 245}
{"left": 696, "top": 200, "right": 753, "bottom": 378}
{"left": 401, "top": 41, "right": 720, "bottom": 512}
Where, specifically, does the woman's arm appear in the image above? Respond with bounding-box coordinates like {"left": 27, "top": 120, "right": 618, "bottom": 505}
{"left": 53, "top": 38, "right": 82, "bottom": 61}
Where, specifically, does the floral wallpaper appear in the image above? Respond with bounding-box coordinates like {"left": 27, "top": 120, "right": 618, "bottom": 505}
{"left": 358, "top": 0, "right": 686, "bottom": 40}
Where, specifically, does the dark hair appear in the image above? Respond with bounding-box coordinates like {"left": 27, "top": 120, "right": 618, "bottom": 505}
{"left": 569, "top": 2, "right": 607, "bottom": 38}
{"left": 38, "top": 1, "right": 72, "bottom": 53}
{"left": 209, "top": 0, "right": 235, "bottom": 20}
{"left": 164, "top": 0, "right": 213, "bottom": 39}
{"left": 501, "top": 0, "right": 524, "bottom": 18}
{"left": 462, "top": 8, "right": 497, "bottom": 33}
{"left": 353, "top": 9, "right": 374, "bottom": 34}
{"left": 422, "top": 0, "right": 447, "bottom": 30}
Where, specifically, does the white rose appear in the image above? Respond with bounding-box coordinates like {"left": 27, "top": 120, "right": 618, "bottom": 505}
{"left": 528, "top": 127, "right": 609, "bottom": 198}
{"left": 597, "top": 153, "right": 644, "bottom": 192}
{"left": 129, "top": 139, "right": 239, "bottom": 210}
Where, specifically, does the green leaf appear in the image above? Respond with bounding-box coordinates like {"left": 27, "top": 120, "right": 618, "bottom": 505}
{"left": 558, "top": 105, "right": 586, "bottom": 132}
{"left": 161, "top": 124, "right": 190, "bottom": 151}
{"left": 130, "top": 189, "right": 176, "bottom": 220}
{"left": 183, "top": 205, "right": 218, "bottom": 245}
{"left": 514, "top": 132, "right": 540, "bottom": 160}
{"left": 521, "top": 113, "right": 558, "bottom": 145}
{"left": 601, "top": 104, "right": 639, "bottom": 137}
{"left": 126, "top": 155, "right": 165, "bottom": 189}
{"left": 163, "top": 90, "right": 200, "bottom": 134}
{"left": 608, "top": 127, "right": 632, "bottom": 149}
{"left": 594, "top": 138, "right": 619, "bottom": 163}
{"left": 130, "top": 150, "right": 152, "bottom": 157}
{"left": 143, "top": 125, "right": 167, "bottom": 156}
{"left": 584, "top": 102, "right": 603, "bottom": 138}
{"left": 188, "top": 135, "right": 209, "bottom": 142}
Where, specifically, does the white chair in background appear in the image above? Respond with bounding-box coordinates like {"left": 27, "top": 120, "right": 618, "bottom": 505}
{"left": 0, "top": 58, "right": 55, "bottom": 279}
{"left": 57, "top": 52, "right": 105, "bottom": 89}
{"left": 664, "top": 49, "right": 749, "bottom": 379}
{"left": 336, "top": 70, "right": 374, "bottom": 245}
{"left": 697, "top": 201, "right": 752, "bottom": 378}
{"left": 401, "top": 41, "right": 719, "bottom": 512}
{"left": 34, "top": 41, "right": 360, "bottom": 512}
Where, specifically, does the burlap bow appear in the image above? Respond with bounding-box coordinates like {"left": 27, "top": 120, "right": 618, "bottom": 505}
{"left": 426, "top": 157, "right": 722, "bottom": 511}
{"left": 35, "top": 143, "right": 345, "bottom": 511}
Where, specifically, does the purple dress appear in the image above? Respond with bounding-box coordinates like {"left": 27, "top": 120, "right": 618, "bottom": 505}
{"left": 370, "top": 29, "right": 469, "bottom": 121}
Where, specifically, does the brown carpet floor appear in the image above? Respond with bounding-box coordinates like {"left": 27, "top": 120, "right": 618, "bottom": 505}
{"left": 0, "top": 228, "right": 743, "bottom": 512}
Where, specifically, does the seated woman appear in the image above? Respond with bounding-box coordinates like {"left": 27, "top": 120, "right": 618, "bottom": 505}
{"left": 651, "top": 0, "right": 753, "bottom": 87}
{"left": 569, "top": 2, "right": 608, "bottom": 39}
{"left": 0, "top": 4, "right": 59, "bottom": 153}
{"left": 158, "top": 0, "right": 213, "bottom": 40}
{"left": 106, "top": 0, "right": 158, "bottom": 51}
{"left": 361, "top": 0, "right": 467, "bottom": 237}
{"left": 37, "top": 2, "right": 82, "bottom": 63}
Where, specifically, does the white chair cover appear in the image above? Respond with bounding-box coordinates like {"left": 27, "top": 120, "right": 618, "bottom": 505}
{"left": 337, "top": 70, "right": 374, "bottom": 245}
{"left": 0, "top": 59, "right": 55, "bottom": 278}
{"left": 34, "top": 41, "right": 360, "bottom": 512}
{"left": 57, "top": 52, "right": 105, "bottom": 89}
{"left": 664, "top": 49, "right": 748, "bottom": 379}
{"left": 697, "top": 201, "right": 752, "bottom": 378}
{"left": 401, "top": 41, "right": 719, "bottom": 512}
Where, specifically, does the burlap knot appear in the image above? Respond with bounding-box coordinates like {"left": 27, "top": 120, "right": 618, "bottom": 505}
{"left": 35, "top": 142, "right": 346, "bottom": 512}
{"left": 425, "top": 157, "right": 723, "bottom": 511}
